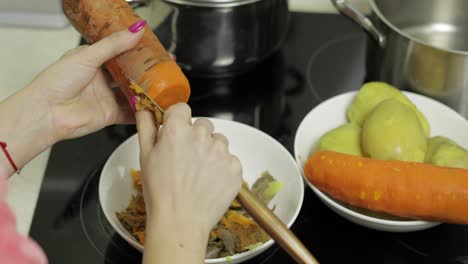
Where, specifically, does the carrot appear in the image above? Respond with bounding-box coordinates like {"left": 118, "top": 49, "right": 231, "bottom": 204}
{"left": 62, "top": 0, "right": 190, "bottom": 111}
{"left": 130, "top": 169, "right": 142, "bottom": 191}
{"left": 304, "top": 151, "right": 468, "bottom": 224}
{"left": 220, "top": 211, "right": 269, "bottom": 251}
{"left": 140, "top": 60, "right": 190, "bottom": 110}
{"left": 134, "top": 231, "right": 145, "bottom": 244}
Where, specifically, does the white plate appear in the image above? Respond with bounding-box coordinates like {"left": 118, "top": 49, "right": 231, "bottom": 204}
{"left": 294, "top": 91, "right": 468, "bottom": 232}
{"left": 99, "top": 118, "right": 304, "bottom": 263}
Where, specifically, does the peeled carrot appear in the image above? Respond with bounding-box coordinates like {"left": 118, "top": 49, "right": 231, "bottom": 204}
{"left": 304, "top": 151, "right": 468, "bottom": 224}
{"left": 140, "top": 60, "right": 190, "bottom": 110}
{"left": 62, "top": 0, "right": 190, "bottom": 111}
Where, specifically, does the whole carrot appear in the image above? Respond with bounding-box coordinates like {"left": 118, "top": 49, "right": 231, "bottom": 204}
{"left": 304, "top": 151, "right": 468, "bottom": 224}
{"left": 62, "top": 0, "right": 190, "bottom": 111}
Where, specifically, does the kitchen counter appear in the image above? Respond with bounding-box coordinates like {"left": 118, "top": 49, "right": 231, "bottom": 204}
{"left": 1, "top": 1, "right": 367, "bottom": 236}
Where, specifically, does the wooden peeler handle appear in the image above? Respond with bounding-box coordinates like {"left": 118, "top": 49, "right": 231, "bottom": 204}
{"left": 237, "top": 186, "right": 319, "bottom": 264}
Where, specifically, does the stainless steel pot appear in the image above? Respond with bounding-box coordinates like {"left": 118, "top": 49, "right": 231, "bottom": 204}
{"left": 129, "top": 0, "right": 290, "bottom": 77}
{"left": 331, "top": 0, "right": 468, "bottom": 117}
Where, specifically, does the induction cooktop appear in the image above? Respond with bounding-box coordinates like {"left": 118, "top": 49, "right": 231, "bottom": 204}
{"left": 30, "top": 12, "right": 468, "bottom": 264}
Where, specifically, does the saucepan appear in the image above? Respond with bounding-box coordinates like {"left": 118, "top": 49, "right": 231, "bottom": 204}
{"left": 128, "top": 0, "right": 290, "bottom": 77}
{"left": 331, "top": 0, "right": 468, "bottom": 118}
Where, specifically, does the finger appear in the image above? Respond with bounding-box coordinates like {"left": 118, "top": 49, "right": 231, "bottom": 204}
{"left": 212, "top": 132, "right": 229, "bottom": 152}
{"left": 76, "top": 23, "right": 146, "bottom": 68}
{"left": 229, "top": 154, "right": 243, "bottom": 181}
{"left": 112, "top": 89, "right": 136, "bottom": 125}
{"left": 60, "top": 45, "right": 89, "bottom": 59}
{"left": 163, "top": 103, "right": 192, "bottom": 125}
{"left": 192, "top": 118, "right": 215, "bottom": 138}
{"left": 102, "top": 67, "right": 118, "bottom": 88}
{"left": 136, "top": 110, "right": 158, "bottom": 158}
{"left": 87, "top": 70, "right": 134, "bottom": 126}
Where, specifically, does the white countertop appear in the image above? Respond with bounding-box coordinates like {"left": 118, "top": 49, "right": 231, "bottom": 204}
{"left": 1, "top": 0, "right": 367, "bottom": 236}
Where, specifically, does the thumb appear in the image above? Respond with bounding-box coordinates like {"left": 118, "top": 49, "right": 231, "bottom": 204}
{"left": 76, "top": 20, "right": 147, "bottom": 68}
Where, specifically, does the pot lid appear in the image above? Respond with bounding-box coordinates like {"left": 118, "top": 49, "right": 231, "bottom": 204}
{"left": 163, "top": 0, "right": 262, "bottom": 7}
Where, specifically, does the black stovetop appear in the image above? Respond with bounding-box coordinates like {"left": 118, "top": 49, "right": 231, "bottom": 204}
{"left": 30, "top": 12, "right": 468, "bottom": 264}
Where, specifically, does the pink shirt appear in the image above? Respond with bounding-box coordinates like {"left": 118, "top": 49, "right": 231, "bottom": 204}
{"left": 0, "top": 166, "right": 48, "bottom": 264}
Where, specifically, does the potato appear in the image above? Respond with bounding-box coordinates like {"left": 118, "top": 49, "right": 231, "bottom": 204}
{"left": 425, "top": 136, "right": 456, "bottom": 163}
{"left": 316, "top": 123, "right": 362, "bottom": 156}
{"left": 425, "top": 136, "right": 468, "bottom": 169}
{"left": 347, "top": 82, "right": 430, "bottom": 137}
{"left": 362, "top": 99, "right": 427, "bottom": 162}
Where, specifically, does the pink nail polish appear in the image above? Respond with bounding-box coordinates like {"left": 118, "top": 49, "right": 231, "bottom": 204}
{"left": 128, "top": 20, "right": 147, "bottom": 33}
{"left": 129, "top": 96, "right": 137, "bottom": 112}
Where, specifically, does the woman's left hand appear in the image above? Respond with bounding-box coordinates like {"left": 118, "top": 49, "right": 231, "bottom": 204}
{"left": 0, "top": 27, "right": 145, "bottom": 176}
{"left": 30, "top": 28, "right": 144, "bottom": 141}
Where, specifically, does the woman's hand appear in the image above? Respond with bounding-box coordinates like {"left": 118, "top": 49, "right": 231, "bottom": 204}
{"left": 136, "top": 104, "right": 243, "bottom": 264}
{"left": 0, "top": 24, "right": 145, "bottom": 176}
{"left": 30, "top": 26, "right": 145, "bottom": 141}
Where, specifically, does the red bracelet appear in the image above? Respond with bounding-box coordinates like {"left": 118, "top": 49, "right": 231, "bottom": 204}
{"left": 0, "top": 142, "right": 20, "bottom": 175}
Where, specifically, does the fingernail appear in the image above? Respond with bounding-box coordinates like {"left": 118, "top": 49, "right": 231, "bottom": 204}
{"left": 129, "top": 96, "right": 137, "bottom": 113}
{"left": 128, "top": 20, "right": 147, "bottom": 33}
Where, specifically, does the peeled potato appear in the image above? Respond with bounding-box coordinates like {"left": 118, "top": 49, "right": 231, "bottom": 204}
{"left": 316, "top": 123, "right": 362, "bottom": 156}
{"left": 425, "top": 136, "right": 468, "bottom": 169}
{"left": 425, "top": 136, "right": 456, "bottom": 163}
{"left": 362, "top": 99, "right": 427, "bottom": 162}
{"left": 347, "top": 82, "right": 430, "bottom": 137}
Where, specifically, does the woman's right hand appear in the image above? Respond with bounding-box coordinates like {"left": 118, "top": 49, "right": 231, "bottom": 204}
{"left": 136, "top": 103, "right": 242, "bottom": 264}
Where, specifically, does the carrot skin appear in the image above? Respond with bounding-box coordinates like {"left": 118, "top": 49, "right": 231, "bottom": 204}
{"left": 304, "top": 151, "right": 468, "bottom": 225}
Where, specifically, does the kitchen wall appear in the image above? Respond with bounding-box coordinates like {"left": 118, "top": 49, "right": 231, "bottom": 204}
{"left": 0, "top": 0, "right": 62, "bottom": 13}
{"left": 0, "top": 0, "right": 67, "bottom": 27}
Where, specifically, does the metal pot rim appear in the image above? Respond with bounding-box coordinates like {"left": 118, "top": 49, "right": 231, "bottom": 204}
{"left": 370, "top": 0, "right": 468, "bottom": 55}
{"left": 163, "top": 0, "right": 263, "bottom": 8}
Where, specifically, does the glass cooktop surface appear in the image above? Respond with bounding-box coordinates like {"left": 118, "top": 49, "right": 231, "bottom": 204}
{"left": 30, "top": 12, "right": 468, "bottom": 264}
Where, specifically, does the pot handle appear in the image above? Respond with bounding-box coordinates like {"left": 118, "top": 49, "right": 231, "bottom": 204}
{"left": 331, "top": 0, "right": 385, "bottom": 47}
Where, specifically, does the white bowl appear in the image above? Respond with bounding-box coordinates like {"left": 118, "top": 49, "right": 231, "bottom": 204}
{"left": 99, "top": 118, "right": 304, "bottom": 263}
{"left": 294, "top": 91, "right": 468, "bottom": 232}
